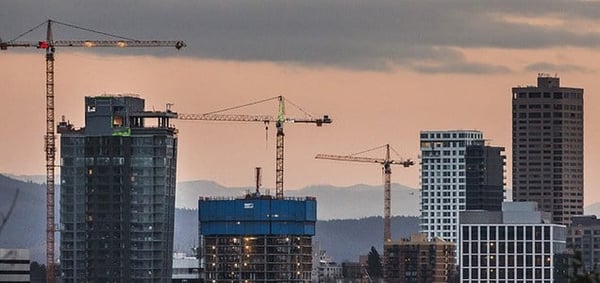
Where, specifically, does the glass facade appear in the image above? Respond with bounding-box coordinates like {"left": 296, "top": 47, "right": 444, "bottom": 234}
{"left": 460, "top": 224, "right": 566, "bottom": 282}
{"left": 419, "top": 130, "right": 505, "bottom": 243}
{"left": 59, "top": 96, "right": 177, "bottom": 282}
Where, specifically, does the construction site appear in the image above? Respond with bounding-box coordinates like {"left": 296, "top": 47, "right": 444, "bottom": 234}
{"left": 198, "top": 192, "right": 316, "bottom": 282}
{"left": 1, "top": 20, "right": 412, "bottom": 283}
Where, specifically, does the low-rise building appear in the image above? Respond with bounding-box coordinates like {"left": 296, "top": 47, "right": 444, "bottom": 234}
{"left": 384, "top": 233, "right": 456, "bottom": 283}
{"left": 567, "top": 215, "right": 600, "bottom": 273}
{"left": 172, "top": 252, "right": 200, "bottom": 283}
{"left": 459, "top": 202, "right": 567, "bottom": 282}
{"left": 341, "top": 262, "right": 362, "bottom": 282}
{"left": 0, "top": 248, "right": 30, "bottom": 283}
{"left": 312, "top": 250, "right": 342, "bottom": 282}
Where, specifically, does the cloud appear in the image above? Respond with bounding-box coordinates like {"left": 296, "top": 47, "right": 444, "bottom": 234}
{"left": 2, "top": 0, "right": 600, "bottom": 71}
{"left": 524, "top": 62, "right": 594, "bottom": 73}
{"left": 411, "top": 62, "right": 511, "bottom": 75}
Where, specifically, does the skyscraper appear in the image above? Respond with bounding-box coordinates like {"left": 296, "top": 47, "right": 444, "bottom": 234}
{"left": 512, "top": 75, "right": 584, "bottom": 225}
{"left": 419, "top": 130, "right": 505, "bottom": 243}
{"left": 58, "top": 95, "right": 178, "bottom": 282}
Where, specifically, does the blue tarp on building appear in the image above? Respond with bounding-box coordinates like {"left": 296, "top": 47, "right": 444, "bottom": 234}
{"left": 198, "top": 197, "right": 317, "bottom": 236}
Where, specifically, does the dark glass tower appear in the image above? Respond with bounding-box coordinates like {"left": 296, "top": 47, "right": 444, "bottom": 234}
{"left": 59, "top": 95, "right": 177, "bottom": 282}
{"left": 465, "top": 145, "right": 506, "bottom": 211}
{"left": 512, "top": 75, "right": 584, "bottom": 225}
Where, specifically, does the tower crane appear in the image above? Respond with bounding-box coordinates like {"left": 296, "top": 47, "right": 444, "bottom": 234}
{"left": 1, "top": 19, "right": 185, "bottom": 283}
{"left": 177, "top": 96, "right": 331, "bottom": 198}
{"left": 315, "top": 144, "right": 413, "bottom": 281}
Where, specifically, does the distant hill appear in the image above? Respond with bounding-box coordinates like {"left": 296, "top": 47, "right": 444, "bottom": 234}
{"left": 177, "top": 180, "right": 421, "bottom": 219}
{"left": 1, "top": 174, "right": 48, "bottom": 184}
{"left": 0, "top": 175, "right": 47, "bottom": 262}
{"left": 315, "top": 216, "right": 419, "bottom": 261}
{"left": 8, "top": 174, "right": 600, "bottom": 263}
{"left": 0, "top": 174, "right": 420, "bottom": 263}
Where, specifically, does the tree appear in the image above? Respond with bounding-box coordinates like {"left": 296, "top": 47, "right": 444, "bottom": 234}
{"left": 30, "top": 261, "right": 46, "bottom": 283}
{"left": 366, "top": 246, "right": 383, "bottom": 279}
{"left": 570, "top": 251, "right": 600, "bottom": 283}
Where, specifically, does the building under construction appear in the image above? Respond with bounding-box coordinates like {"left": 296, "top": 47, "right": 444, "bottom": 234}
{"left": 384, "top": 233, "right": 456, "bottom": 283}
{"left": 198, "top": 194, "right": 316, "bottom": 282}
{"left": 58, "top": 95, "right": 178, "bottom": 282}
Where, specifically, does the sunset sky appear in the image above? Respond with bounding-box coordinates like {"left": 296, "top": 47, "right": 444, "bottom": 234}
{"left": 2, "top": 0, "right": 600, "bottom": 204}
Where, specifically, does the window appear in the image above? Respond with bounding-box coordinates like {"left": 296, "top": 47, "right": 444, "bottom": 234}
{"left": 113, "top": 115, "right": 124, "bottom": 127}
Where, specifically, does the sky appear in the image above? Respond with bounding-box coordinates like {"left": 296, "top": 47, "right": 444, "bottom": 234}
{"left": 1, "top": 0, "right": 600, "bottom": 204}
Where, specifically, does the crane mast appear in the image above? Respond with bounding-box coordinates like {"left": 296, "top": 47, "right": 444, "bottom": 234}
{"left": 178, "top": 96, "right": 331, "bottom": 198}
{"left": 45, "top": 22, "right": 56, "bottom": 283}
{"left": 316, "top": 144, "right": 413, "bottom": 282}
{"left": 1, "top": 19, "right": 185, "bottom": 283}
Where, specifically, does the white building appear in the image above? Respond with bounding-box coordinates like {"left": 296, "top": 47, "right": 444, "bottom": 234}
{"left": 311, "top": 242, "right": 342, "bottom": 283}
{"left": 459, "top": 202, "right": 567, "bottom": 282}
{"left": 0, "top": 249, "right": 30, "bottom": 283}
{"left": 172, "top": 252, "right": 200, "bottom": 283}
{"left": 419, "top": 130, "right": 485, "bottom": 242}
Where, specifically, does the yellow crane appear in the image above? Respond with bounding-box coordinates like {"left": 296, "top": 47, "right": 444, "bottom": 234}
{"left": 316, "top": 144, "right": 413, "bottom": 281}
{"left": 177, "top": 96, "right": 331, "bottom": 198}
{"left": 1, "top": 19, "right": 185, "bottom": 282}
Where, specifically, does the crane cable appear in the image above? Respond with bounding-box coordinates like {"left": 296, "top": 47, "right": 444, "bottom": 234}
{"left": 6, "top": 19, "right": 139, "bottom": 43}
{"left": 7, "top": 21, "right": 47, "bottom": 42}
{"left": 347, "top": 144, "right": 407, "bottom": 160}
{"left": 202, "top": 96, "right": 279, "bottom": 115}
{"left": 348, "top": 144, "right": 389, "bottom": 157}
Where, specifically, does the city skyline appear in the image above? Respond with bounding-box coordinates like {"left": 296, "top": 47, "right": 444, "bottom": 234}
{"left": 2, "top": 1, "right": 600, "bottom": 205}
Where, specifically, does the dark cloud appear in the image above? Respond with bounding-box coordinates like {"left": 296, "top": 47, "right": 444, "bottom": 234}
{"left": 1, "top": 0, "right": 600, "bottom": 71}
{"left": 524, "top": 62, "right": 594, "bottom": 73}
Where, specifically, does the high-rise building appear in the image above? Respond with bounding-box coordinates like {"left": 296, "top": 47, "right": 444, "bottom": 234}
{"left": 419, "top": 130, "right": 505, "bottom": 243}
{"left": 459, "top": 202, "right": 567, "bottom": 282}
{"left": 567, "top": 215, "right": 600, "bottom": 273}
{"left": 58, "top": 95, "right": 178, "bottom": 282}
{"left": 198, "top": 194, "right": 316, "bottom": 282}
{"left": 512, "top": 75, "right": 584, "bottom": 225}
{"left": 384, "top": 233, "right": 456, "bottom": 283}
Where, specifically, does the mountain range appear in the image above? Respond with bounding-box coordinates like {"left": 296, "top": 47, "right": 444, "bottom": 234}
{"left": 176, "top": 180, "right": 421, "bottom": 219}
{"left": 0, "top": 174, "right": 420, "bottom": 262}
{"left": 4, "top": 173, "right": 600, "bottom": 262}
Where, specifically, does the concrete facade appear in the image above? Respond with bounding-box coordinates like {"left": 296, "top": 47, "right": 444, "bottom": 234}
{"left": 419, "top": 130, "right": 505, "bottom": 243}
{"left": 512, "top": 75, "right": 584, "bottom": 225}
{"left": 384, "top": 234, "right": 456, "bottom": 283}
